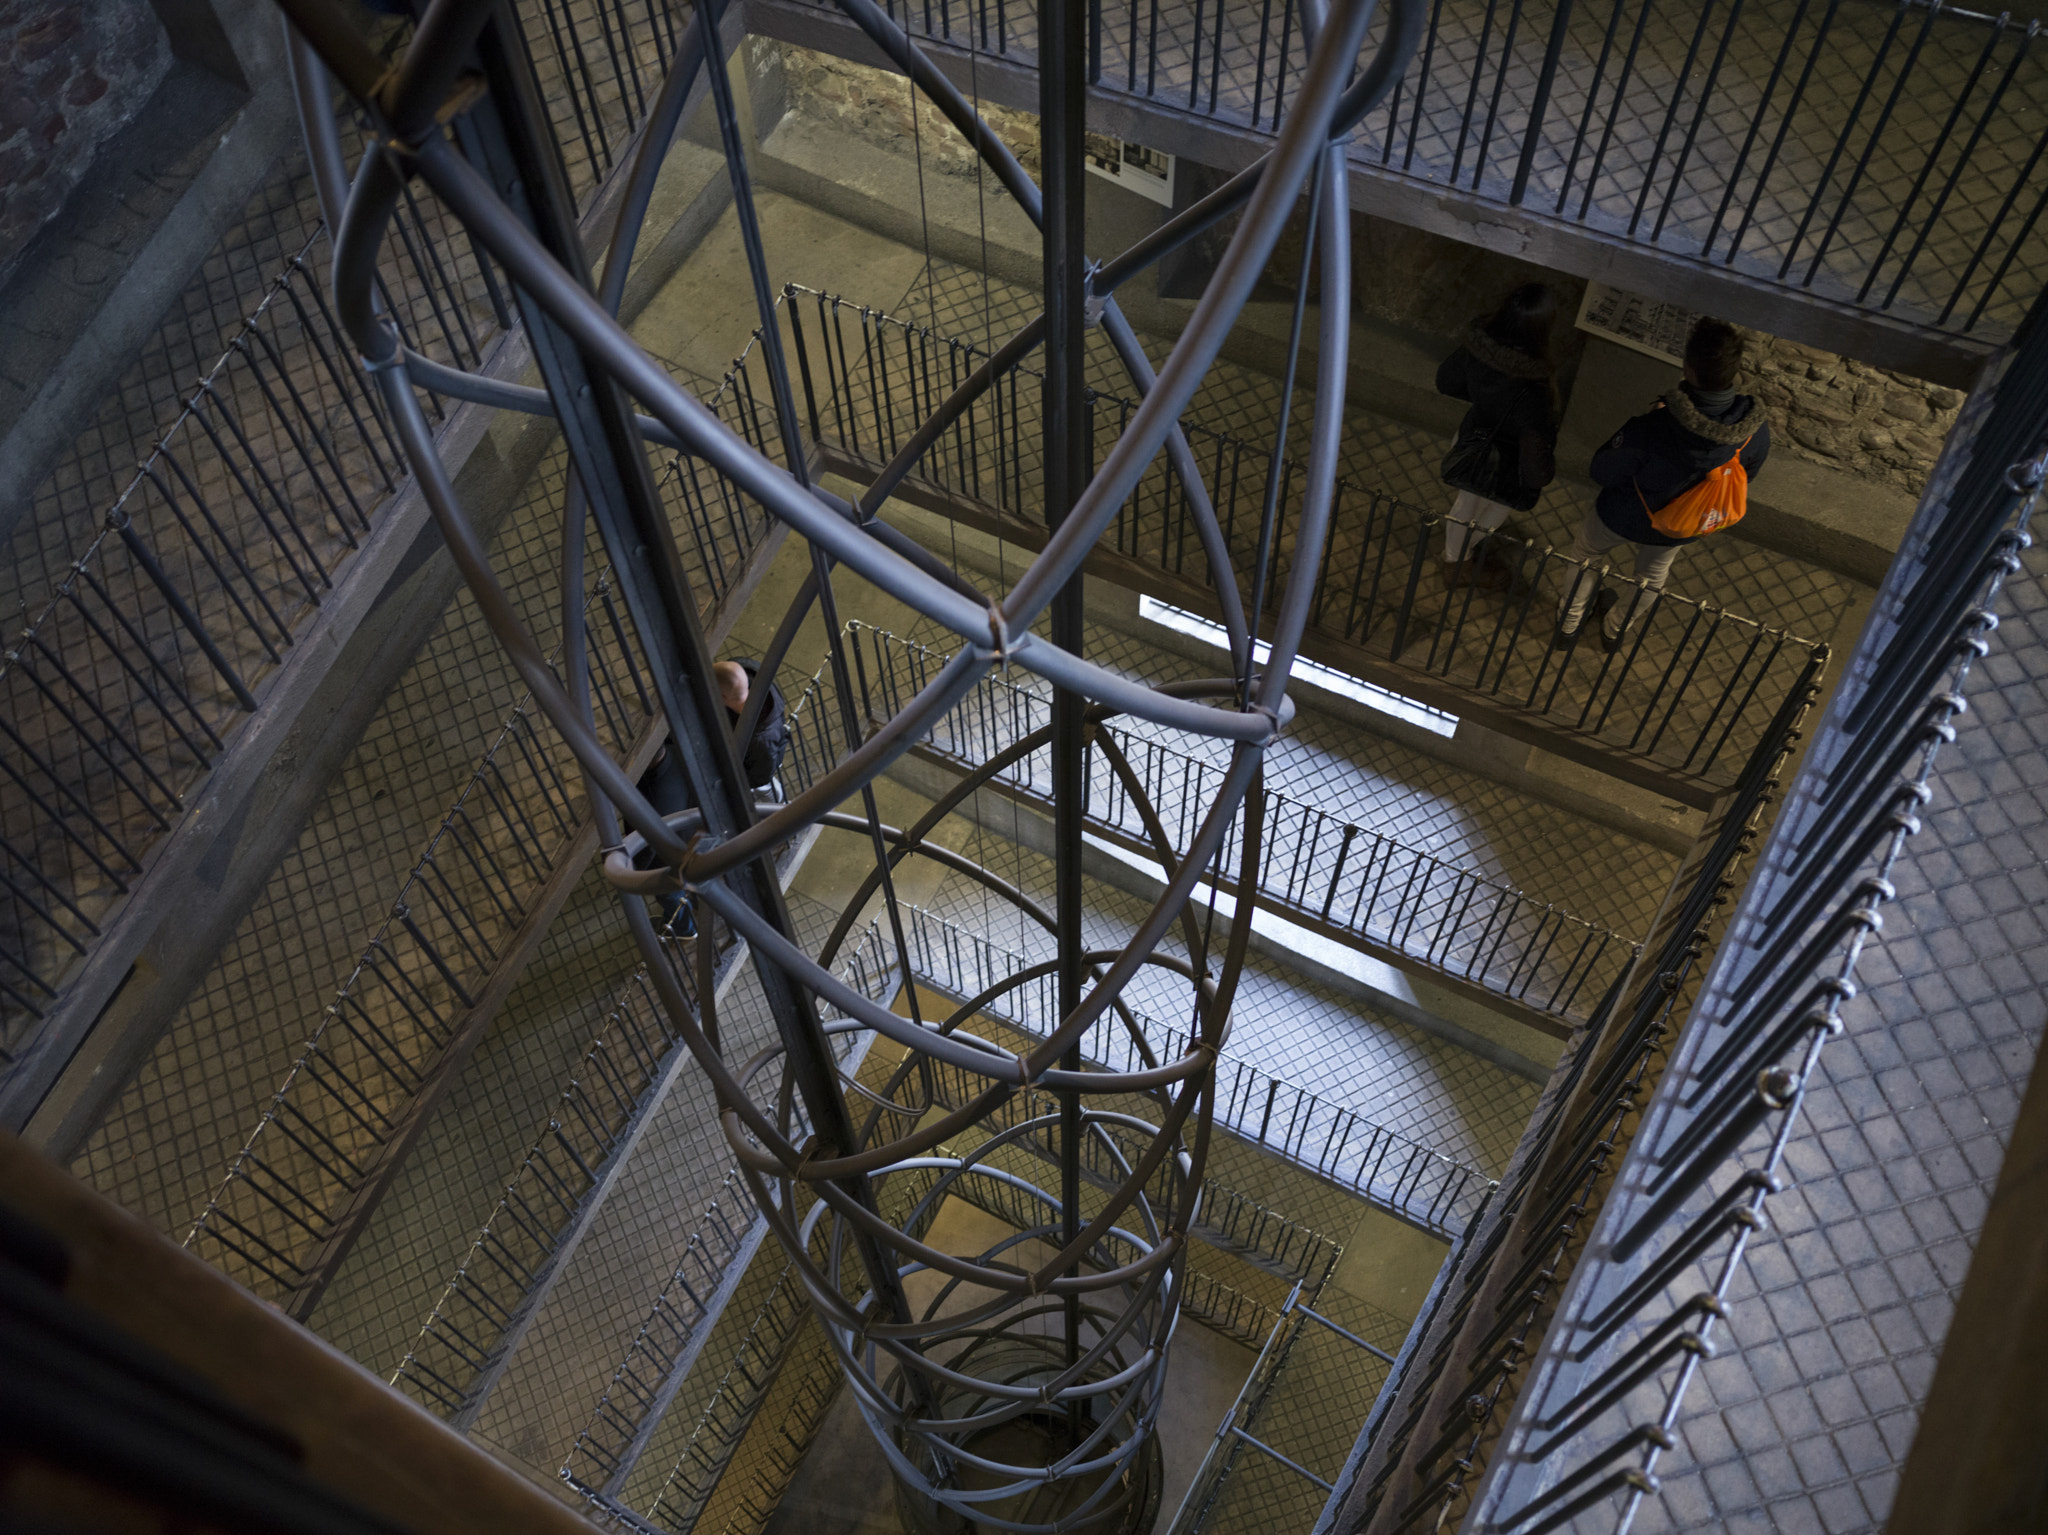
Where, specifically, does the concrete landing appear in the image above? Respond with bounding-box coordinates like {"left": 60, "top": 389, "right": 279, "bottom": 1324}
{"left": 755, "top": 94, "right": 1920, "bottom": 595}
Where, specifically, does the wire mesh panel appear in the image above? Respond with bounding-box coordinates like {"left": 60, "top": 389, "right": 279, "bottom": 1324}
{"left": 776, "top": 0, "right": 2048, "bottom": 337}
{"left": 0, "top": 244, "right": 396, "bottom": 1061}
{"left": 849, "top": 621, "right": 1637, "bottom": 1024}
{"left": 1168, "top": 1290, "right": 1406, "bottom": 1535}
{"left": 788, "top": 293, "right": 1830, "bottom": 796}
{"left": 179, "top": 432, "right": 780, "bottom": 1308}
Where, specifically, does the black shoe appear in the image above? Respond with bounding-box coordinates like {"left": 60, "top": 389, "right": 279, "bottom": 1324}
{"left": 1551, "top": 612, "right": 1582, "bottom": 652}
{"left": 1594, "top": 589, "right": 1623, "bottom": 654}
{"left": 657, "top": 893, "right": 697, "bottom": 939}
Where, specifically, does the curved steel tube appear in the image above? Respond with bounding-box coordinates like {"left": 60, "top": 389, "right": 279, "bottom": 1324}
{"left": 279, "top": 0, "right": 1424, "bottom": 1518}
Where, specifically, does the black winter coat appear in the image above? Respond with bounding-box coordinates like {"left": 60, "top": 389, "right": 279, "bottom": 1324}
{"left": 634, "top": 662, "right": 789, "bottom": 827}
{"left": 1590, "top": 387, "right": 1770, "bottom": 547}
{"left": 1435, "top": 323, "right": 1558, "bottom": 512}
{"left": 727, "top": 658, "right": 789, "bottom": 789}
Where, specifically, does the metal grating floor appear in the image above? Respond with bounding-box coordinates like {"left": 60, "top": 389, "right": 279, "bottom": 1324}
{"left": 1612, "top": 534, "right": 2048, "bottom": 1534}
{"left": 823, "top": 0, "right": 2048, "bottom": 339}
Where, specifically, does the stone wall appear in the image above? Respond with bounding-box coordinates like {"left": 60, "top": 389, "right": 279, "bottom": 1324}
{"left": 773, "top": 43, "right": 1041, "bottom": 181}
{"left": 0, "top": 0, "right": 171, "bottom": 287}
{"left": 1740, "top": 334, "right": 1963, "bottom": 493}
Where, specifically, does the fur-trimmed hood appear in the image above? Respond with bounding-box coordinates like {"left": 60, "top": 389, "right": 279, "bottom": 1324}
{"left": 1588, "top": 385, "right": 1773, "bottom": 546}
{"left": 1458, "top": 321, "right": 1553, "bottom": 381}
{"left": 1661, "top": 386, "right": 1765, "bottom": 444}
{"left": 1435, "top": 326, "right": 1560, "bottom": 511}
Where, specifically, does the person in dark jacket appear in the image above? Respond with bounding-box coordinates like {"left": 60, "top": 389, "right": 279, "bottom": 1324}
{"left": 1435, "top": 283, "right": 1560, "bottom": 589}
{"left": 1557, "top": 318, "right": 1770, "bottom": 651}
{"left": 635, "top": 741, "right": 696, "bottom": 937}
{"left": 631, "top": 660, "right": 789, "bottom": 939}
{"left": 715, "top": 659, "right": 789, "bottom": 795}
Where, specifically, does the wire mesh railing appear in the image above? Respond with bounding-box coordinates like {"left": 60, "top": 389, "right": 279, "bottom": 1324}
{"left": 178, "top": 388, "right": 783, "bottom": 1309}
{"left": 1317, "top": 609, "right": 1826, "bottom": 1533}
{"left": 388, "top": 917, "right": 897, "bottom": 1423}
{"left": 786, "top": 290, "right": 1831, "bottom": 797}
{"left": 385, "top": 952, "right": 719, "bottom": 1420}
{"left": 1453, "top": 244, "right": 2048, "bottom": 1535}
{"left": 0, "top": 0, "right": 694, "bottom": 1077}
{"left": 561, "top": 1170, "right": 765, "bottom": 1500}
{"left": 848, "top": 620, "right": 1636, "bottom": 1024}
{"left": 781, "top": 0, "right": 2048, "bottom": 337}
{"left": 1183, "top": 1267, "right": 1291, "bottom": 1347}
{"left": 899, "top": 902, "right": 1496, "bottom": 1236}
{"left": 1193, "top": 1179, "right": 1342, "bottom": 1287}
{"left": 0, "top": 238, "right": 400, "bottom": 1066}
{"left": 1170, "top": 1299, "right": 1324, "bottom": 1535}
{"left": 609, "top": 1156, "right": 954, "bottom": 1533}
{"left": 1168, "top": 1288, "right": 1406, "bottom": 1535}
{"left": 624, "top": 1261, "right": 829, "bottom": 1535}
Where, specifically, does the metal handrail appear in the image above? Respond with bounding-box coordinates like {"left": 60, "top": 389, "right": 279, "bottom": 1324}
{"left": 387, "top": 918, "right": 895, "bottom": 1422}
{"left": 1456, "top": 283, "right": 2048, "bottom": 1535}
{"left": 783, "top": 288, "right": 1831, "bottom": 795}
{"left": 779, "top": 0, "right": 2048, "bottom": 336}
{"left": 1320, "top": 588, "right": 1827, "bottom": 1531}
{"left": 852, "top": 619, "right": 1638, "bottom": 1023}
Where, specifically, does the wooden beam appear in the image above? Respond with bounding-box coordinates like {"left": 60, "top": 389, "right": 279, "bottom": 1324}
{"left": 1, "top": 1133, "right": 596, "bottom": 1535}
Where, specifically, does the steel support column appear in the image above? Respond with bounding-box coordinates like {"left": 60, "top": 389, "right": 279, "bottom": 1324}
{"left": 1041, "top": 0, "right": 1093, "bottom": 1418}
{"left": 461, "top": 4, "right": 910, "bottom": 1326}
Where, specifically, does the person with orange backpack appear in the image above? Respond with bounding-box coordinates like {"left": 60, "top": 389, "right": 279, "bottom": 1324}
{"left": 1555, "top": 319, "right": 1769, "bottom": 652}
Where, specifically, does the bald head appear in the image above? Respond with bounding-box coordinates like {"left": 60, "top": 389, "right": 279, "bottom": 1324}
{"left": 714, "top": 660, "right": 749, "bottom": 714}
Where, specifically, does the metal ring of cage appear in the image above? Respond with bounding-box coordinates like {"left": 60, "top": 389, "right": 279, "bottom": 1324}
{"left": 280, "top": 0, "right": 1422, "bottom": 1522}
{"left": 701, "top": 837, "right": 1212, "bottom": 1529}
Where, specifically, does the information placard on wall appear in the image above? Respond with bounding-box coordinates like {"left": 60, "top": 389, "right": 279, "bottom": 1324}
{"left": 1084, "top": 134, "right": 1175, "bottom": 207}
{"left": 1574, "top": 282, "right": 1699, "bottom": 367}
